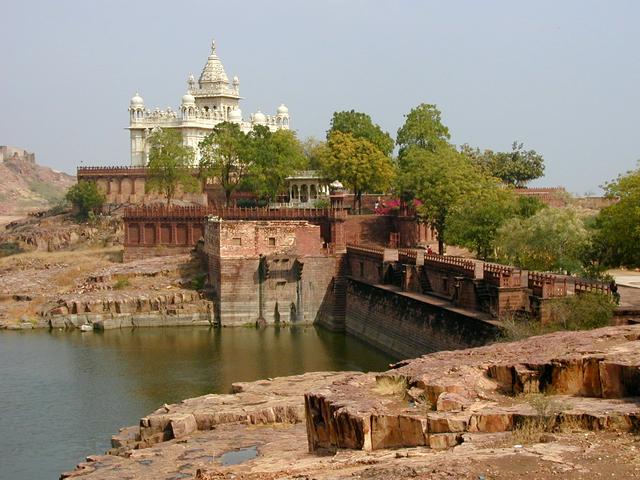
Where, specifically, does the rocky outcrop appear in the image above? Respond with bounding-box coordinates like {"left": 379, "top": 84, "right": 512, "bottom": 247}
{"left": 305, "top": 325, "right": 640, "bottom": 452}
{"left": 0, "top": 213, "right": 122, "bottom": 252}
{"left": 0, "top": 152, "right": 75, "bottom": 215}
{"left": 108, "top": 372, "right": 358, "bottom": 453}
{"left": 61, "top": 326, "right": 640, "bottom": 480}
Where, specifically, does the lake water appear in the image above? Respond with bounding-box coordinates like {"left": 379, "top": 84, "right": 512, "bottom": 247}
{"left": 0, "top": 326, "right": 394, "bottom": 480}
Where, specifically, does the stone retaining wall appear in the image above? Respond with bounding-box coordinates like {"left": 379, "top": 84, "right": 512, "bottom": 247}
{"left": 344, "top": 278, "right": 500, "bottom": 359}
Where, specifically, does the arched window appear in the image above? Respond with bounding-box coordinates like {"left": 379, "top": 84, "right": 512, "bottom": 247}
{"left": 300, "top": 184, "right": 308, "bottom": 203}
{"left": 310, "top": 184, "right": 317, "bottom": 200}
{"left": 292, "top": 185, "right": 299, "bottom": 201}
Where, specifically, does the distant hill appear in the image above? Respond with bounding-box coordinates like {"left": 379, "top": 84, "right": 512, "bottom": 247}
{"left": 0, "top": 146, "right": 75, "bottom": 215}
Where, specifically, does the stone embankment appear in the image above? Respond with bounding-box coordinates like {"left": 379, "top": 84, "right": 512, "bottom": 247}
{"left": 62, "top": 326, "right": 640, "bottom": 479}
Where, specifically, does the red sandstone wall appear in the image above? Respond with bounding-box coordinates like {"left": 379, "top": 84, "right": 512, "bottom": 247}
{"left": 217, "top": 220, "right": 324, "bottom": 258}
{"left": 344, "top": 215, "right": 394, "bottom": 246}
{"left": 345, "top": 279, "right": 499, "bottom": 359}
{"left": 206, "top": 219, "right": 336, "bottom": 326}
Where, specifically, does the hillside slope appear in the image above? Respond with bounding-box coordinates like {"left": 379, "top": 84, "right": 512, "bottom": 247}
{"left": 0, "top": 156, "right": 75, "bottom": 214}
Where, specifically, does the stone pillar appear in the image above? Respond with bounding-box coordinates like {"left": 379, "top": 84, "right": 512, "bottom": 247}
{"left": 329, "top": 212, "right": 346, "bottom": 253}
{"left": 139, "top": 222, "right": 145, "bottom": 244}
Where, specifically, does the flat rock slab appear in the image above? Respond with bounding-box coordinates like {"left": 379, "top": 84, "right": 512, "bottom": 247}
{"left": 62, "top": 425, "right": 640, "bottom": 480}
{"left": 306, "top": 325, "right": 640, "bottom": 452}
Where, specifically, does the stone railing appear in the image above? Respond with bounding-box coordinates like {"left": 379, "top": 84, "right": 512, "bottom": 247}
{"left": 124, "top": 205, "right": 210, "bottom": 220}
{"left": 483, "top": 263, "right": 522, "bottom": 288}
{"left": 528, "top": 272, "right": 567, "bottom": 298}
{"left": 424, "top": 254, "right": 476, "bottom": 278}
{"left": 346, "top": 244, "right": 385, "bottom": 261}
{"left": 124, "top": 205, "right": 344, "bottom": 222}
{"left": 397, "top": 248, "right": 425, "bottom": 266}
{"left": 575, "top": 279, "right": 611, "bottom": 296}
{"left": 77, "top": 166, "right": 151, "bottom": 176}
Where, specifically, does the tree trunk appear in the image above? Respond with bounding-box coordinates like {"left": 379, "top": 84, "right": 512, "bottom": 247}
{"left": 225, "top": 189, "right": 232, "bottom": 207}
{"left": 357, "top": 191, "right": 363, "bottom": 215}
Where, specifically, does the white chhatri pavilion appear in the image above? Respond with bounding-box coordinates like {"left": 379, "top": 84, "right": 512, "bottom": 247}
{"left": 127, "top": 40, "right": 290, "bottom": 166}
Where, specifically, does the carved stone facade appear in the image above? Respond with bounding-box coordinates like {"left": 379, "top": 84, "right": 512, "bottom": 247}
{"left": 204, "top": 218, "right": 340, "bottom": 326}
{"left": 128, "top": 40, "right": 291, "bottom": 166}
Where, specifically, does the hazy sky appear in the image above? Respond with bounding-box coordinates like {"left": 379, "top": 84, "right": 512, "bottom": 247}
{"left": 2, "top": 0, "right": 639, "bottom": 194}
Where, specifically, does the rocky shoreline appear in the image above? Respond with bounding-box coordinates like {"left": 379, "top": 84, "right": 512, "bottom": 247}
{"left": 0, "top": 252, "right": 220, "bottom": 330}
{"left": 61, "top": 325, "right": 640, "bottom": 479}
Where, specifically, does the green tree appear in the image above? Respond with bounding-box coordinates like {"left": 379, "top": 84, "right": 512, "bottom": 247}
{"left": 495, "top": 207, "right": 589, "bottom": 274}
{"left": 328, "top": 110, "right": 394, "bottom": 157}
{"left": 145, "top": 129, "right": 198, "bottom": 206}
{"left": 65, "top": 180, "right": 105, "bottom": 220}
{"left": 515, "top": 195, "right": 547, "bottom": 218}
{"left": 245, "top": 126, "right": 307, "bottom": 202}
{"left": 464, "top": 141, "right": 545, "bottom": 187}
{"left": 590, "top": 167, "right": 640, "bottom": 268}
{"left": 398, "top": 146, "right": 487, "bottom": 254}
{"left": 320, "top": 131, "right": 395, "bottom": 213}
{"left": 396, "top": 104, "right": 451, "bottom": 162}
{"left": 301, "top": 137, "right": 326, "bottom": 170}
{"left": 447, "top": 186, "right": 518, "bottom": 260}
{"left": 199, "top": 122, "right": 250, "bottom": 206}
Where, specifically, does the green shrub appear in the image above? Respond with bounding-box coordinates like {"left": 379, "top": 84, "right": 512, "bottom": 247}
{"left": 190, "top": 273, "right": 206, "bottom": 290}
{"left": 65, "top": 181, "right": 105, "bottom": 220}
{"left": 0, "top": 242, "right": 23, "bottom": 258}
{"left": 500, "top": 292, "right": 616, "bottom": 341}
{"left": 113, "top": 278, "right": 130, "bottom": 290}
{"left": 313, "top": 198, "right": 330, "bottom": 209}
{"left": 548, "top": 292, "right": 615, "bottom": 330}
{"left": 235, "top": 198, "right": 268, "bottom": 208}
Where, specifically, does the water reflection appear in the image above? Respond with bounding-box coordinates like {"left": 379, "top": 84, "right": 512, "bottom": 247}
{"left": 0, "top": 326, "right": 393, "bottom": 479}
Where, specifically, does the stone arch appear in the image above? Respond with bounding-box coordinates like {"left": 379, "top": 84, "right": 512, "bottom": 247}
{"left": 300, "top": 184, "right": 308, "bottom": 203}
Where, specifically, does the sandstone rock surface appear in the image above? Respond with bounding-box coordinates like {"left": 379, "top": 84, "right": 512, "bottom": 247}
{"left": 62, "top": 326, "right": 640, "bottom": 479}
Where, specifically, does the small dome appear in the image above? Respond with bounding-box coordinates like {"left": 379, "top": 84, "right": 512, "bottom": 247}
{"left": 130, "top": 92, "right": 144, "bottom": 107}
{"left": 182, "top": 92, "right": 195, "bottom": 105}
{"left": 253, "top": 110, "right": 266, "bottom": 124}
{"left": 229, "top": 108, "right": 242, "bottom": 123}
{"left": 277, "top": 103, "right": 289, "bottom": 115}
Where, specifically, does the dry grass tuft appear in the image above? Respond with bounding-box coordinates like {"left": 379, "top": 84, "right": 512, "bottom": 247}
{"left": 511, "top": 393, "right": 582, "bottom": 444}
{"left": 373, "top": 376, "right": 409, "bottom": 398}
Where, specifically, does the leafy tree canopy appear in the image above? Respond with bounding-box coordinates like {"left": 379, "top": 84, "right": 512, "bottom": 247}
{"left": 495, "top": 207, "right": 589, "bottom": 274}
{"left": 447, "top": 186, "right": 518, "bottom": 260}
{"left": 301, "top": 137, "right": 326, "bottom": 170}
{"left": 462, "top": 141, "right": 545, "bottom": 187}
{"left": 145, "top": 128, "right": 198, "bottom": 206}
{"left": 396, "top": 104, "right": 451, "bottom": 162}
{"left": 199, "top": 122, "right": 250, "bottom": 206}
{"left": 328, "top": 110, "right": 394, "bottom": 157}
{"left": 244, "top": 126, "right": 307, "bottom": 201}
{"left": 65, "top": 180, "right": 105, "bottom": 220}
{"left": 320, "top": 131, "right": 395, "bottom": 213}
{"left": 398, "top": 145, "right": 487, "bottom": 254}
{"left": 589, "top": 167, "right": 640, "bottom": 268}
